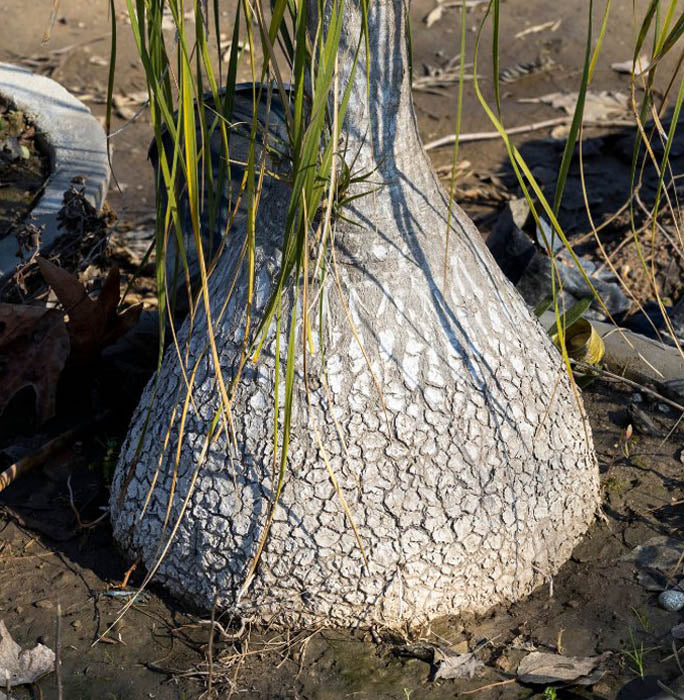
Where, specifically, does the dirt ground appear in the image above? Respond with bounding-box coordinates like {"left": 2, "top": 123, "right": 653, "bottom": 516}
{"left": 2, "top": 0, "right": 684, "bottom": 698}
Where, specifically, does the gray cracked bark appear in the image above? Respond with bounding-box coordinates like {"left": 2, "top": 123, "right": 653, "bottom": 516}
{"left": 110, "top": 0, "right": 599, "bottom": 626}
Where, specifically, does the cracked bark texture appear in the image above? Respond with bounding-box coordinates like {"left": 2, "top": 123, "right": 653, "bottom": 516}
{"left": 110, "top": 0, "right": 599, "bottom": 627}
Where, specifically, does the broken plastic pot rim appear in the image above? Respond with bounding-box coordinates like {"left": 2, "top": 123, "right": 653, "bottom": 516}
{"left": 0, "top": 63, "right": 110, "bottom": 285}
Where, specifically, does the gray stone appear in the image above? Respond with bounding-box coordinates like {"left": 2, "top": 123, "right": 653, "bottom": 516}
{"left": 659, "top": 590, "right": 684, "bottom": 612}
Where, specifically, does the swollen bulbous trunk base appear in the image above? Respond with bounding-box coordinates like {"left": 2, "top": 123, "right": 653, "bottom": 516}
{"left": 110, "top": 0, "right": 599, "bottom": 627}
{"left": 110, "top": 177, "right": 598, "bottom": 626}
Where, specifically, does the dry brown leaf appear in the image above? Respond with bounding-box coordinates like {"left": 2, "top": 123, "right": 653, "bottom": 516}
{"left": 517, "top": 651, "right": 609, "bottom": 685}
{"left": 0, "top": 619, "right": 55, "bottom": 687}
{"left": 0, "top": 303, "right": 70, "bottom": 423}
{"left": 38, "top": 258, "right": 142, "bottom": 362}
{"left": 519, "top": 90, "right": 630, "bottom": 122}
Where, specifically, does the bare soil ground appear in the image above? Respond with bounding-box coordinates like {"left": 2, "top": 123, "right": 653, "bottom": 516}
{"left": 2, "top": 0, "right": 684, "bottom": 698}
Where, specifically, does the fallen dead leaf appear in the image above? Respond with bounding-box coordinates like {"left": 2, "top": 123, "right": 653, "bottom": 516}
{"left": 433, "top": 647, "right": 485, "bottom": 680}
{"left": 111, "top": 91, "right": 148, "bottom": 121}
{"left": 220, "top": 40, "right": 251, "bottom": 63}
{"left": 500, "top": 55, "right": 556, "bottom": 84}
{"left": 38, "top": 258, "right": 142, "bottom": 363}
{"left": 162, "top": 7, "right": 196, "bottom": 31}
{"left": 517, "top": 651, "right": 609, "bottom": 685}
{"left": 424, "top": 4, "right": 444, "bottom": 27}
{"left": 611, "top": 54, "right": 650, "bottom": 76}
{"left": 397, "top": 644, "right": 485, "bottom": 680}
{"left": 514, "top": 19, "right": 561, "bottom": 39}
{"left": 412, "top": 55, "right": 474, "bottom": 92}
{"left": 519, "top": 90, "right": 631, "bottom": 122}
{"left": 423, "top": 0, "right": 486, "bottom": 26}
{"left": 0, "top": 619, "right": 55, "bottom": 687}
{"left": 0, "top": 303, "right": 70, "bottom": 423}
{"left": 434, "top": 159, "right": 472, "bottom": 179}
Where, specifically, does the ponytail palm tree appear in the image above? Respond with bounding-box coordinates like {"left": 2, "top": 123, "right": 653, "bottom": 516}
{"left": 110, "top": 0, "right": 598, "bottom": 627}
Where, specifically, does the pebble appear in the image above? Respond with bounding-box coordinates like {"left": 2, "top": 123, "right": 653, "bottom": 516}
{"left": 659, "top": 590, "right": 684, "bottom": 612}
{"left": 495, "top": 654, "right": 515, "bottom": 672}
{"left": 71, "top": 620, "right": 82, "bottom": 629}
{"left": 33, "top": 599, "right": 53, "bottom": 609}
{"left": 452, "top": 640, "right": 469, "bottom": 654}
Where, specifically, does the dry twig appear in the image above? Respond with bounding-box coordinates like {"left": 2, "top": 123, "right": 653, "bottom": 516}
{"left": 0, "top": 412, "right": 109, "bottom": 494}
{"left": 424, "top": 117, "right": 635, "bottom": 151}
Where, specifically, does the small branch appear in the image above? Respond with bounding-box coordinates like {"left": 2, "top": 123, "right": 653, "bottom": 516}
{"left": 198, "top": 616, "right": 247, "bottom": 642}
{"left": 55, "top": 603, "right": 63, "bottom": 700}
{"left": 657, "top": 680, "right": 684, "bottom": 700}
{"left": 461, "top": 679, "right": 516, "bottom": 694}
{"left": 0, "top": 412, "right": 110, "bottom": 494}
{"left": 109, "top": 558, "right": 140, "bottom": 589}
{"left": 66, "top": 476, "right": 109, "bottom": 530}
{"left": 424, "top": 118, "right": 635, "bottom": 151}
{"left": 177, "top": 616, "right": 248, "bottom": 642}
{"left": 207, "top": 602, "right": 216, "bottom": 696}
{"left": 574, "top": 361, "right": 684, "bottom": 413}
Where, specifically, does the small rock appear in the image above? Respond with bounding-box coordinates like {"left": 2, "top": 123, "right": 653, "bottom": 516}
{"left": 495, "top": 653, "right": 516, "bottom": 672}
{"left": 71, "top": 620, "right": 82, "bottom": 629}
{"left": 659, "top": 590, "right": 684, "bottom": 612}
{"left": 628, "top": 402, "right": 660, "bottom": 436}
{"left": 511, "top": 634, "right": 537, "bottom": 651}
{"left": 452, "top": 640, "right": 469, "bottom": 654}
{"left": 593, "top": 680, "right": 612, "bottom": 696}
{"left": 33, "top": 599, "right": 53, "bottom": 609}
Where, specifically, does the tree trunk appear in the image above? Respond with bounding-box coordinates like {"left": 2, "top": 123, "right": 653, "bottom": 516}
{"left": 110, "top": 0, "right": 599, "bottom": 627}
